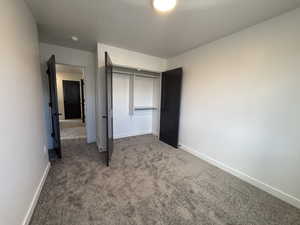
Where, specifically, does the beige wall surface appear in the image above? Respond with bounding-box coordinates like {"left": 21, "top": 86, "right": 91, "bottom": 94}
{"left": 0, "top": 1, "right": 49, "bottom": 224}
{"left": 168, "top": 8, "right": 300, "bottom": 208}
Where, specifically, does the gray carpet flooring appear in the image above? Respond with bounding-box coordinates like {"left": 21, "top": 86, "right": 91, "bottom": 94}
{"left": 60, "top": 120, "right": 86, "bottom": 140}
{"left": 30, "top": 135, "right": 300, "bottom": 225}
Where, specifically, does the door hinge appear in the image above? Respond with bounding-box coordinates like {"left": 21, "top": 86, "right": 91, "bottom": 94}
{"left": 49, "top": 102, "right": 52, "bottom": 107}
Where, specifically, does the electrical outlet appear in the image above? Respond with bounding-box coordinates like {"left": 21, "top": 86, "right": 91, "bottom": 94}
{"left": 43, "top": 145, "right": 48, "bottom": 154}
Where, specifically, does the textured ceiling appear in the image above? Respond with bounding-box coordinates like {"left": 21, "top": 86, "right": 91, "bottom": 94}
{"left": 26, "top": 0, "right": 300, "bottom": 58}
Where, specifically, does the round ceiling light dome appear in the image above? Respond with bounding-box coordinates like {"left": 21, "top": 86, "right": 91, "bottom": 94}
{"left": 153, "top": 0, "right": 177, "bottom": 12}
{"left": 71, "top": 36, "right": 79, "bottom": 41}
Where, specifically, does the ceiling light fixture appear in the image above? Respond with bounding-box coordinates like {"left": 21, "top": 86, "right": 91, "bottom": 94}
{"left": 71, "top": 36, "right": 79, "bottom": 41}
{"left": 153, "top": 0, "right": 177, "bottom": 12}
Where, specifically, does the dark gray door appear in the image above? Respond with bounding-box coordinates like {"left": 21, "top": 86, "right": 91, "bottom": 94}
{"left": 47, "top": 55, "right": 62, "bottom": 158}
{"left": 80, "top": 79, "right": 85, "bottom": 123}
{"left": 105, "top": 52, "right": 114, "bottom": 166}
{"left": 159, "top": 68, "right": 183, "bottom": 148}
{"left": 63, "top": 80, "right": 81, "bottom": 119}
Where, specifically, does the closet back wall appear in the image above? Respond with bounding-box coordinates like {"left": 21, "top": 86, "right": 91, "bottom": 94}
{"left": 113, "top": 74, "right": 154, "bottom": 138}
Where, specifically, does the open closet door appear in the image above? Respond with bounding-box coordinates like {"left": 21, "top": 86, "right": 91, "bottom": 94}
{"left": 160, "top": 68, "right": 182, "bottom": 148}
{"left": 80, "top": 79, "right": 85, "bottom": 123}
{"left": 105, "top": 52, "right": 114, "bottom": 166}
{"left": 47, "top": 55, "right": 62, "bottom": 158}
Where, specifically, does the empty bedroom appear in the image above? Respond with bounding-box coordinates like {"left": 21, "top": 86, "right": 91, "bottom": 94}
{"left": 1, "top": 0, "right": 300, "bottom": 225}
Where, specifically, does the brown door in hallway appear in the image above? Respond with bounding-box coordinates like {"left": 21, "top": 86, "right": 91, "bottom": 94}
{"left": 105, "top": 52, "right": 114, "bottom": 166}
{"left": 47, "top": 55, "right": 62, "bottom": 158}
{"left": 63, "top": 80, "right": 81, "bottom": 119}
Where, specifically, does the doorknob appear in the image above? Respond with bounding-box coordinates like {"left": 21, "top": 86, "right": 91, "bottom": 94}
{"left": 54, "top": 113, "right": 62, "bottom": 116}
{"left": 102, "top": 115, "right": 107, "bottom": 119}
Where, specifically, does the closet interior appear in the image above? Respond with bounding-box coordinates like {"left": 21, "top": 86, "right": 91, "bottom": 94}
{"left": 112, "top": 66, "right": 161, "bottom": 139}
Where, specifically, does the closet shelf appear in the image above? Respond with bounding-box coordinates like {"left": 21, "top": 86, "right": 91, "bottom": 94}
{"left": 134, "top": 107, "right": 157, "bottom": 111}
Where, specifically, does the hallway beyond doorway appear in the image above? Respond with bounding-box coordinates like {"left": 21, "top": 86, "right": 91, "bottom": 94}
{"left": 60, "top": 120, "right": 86, "bottom": 140}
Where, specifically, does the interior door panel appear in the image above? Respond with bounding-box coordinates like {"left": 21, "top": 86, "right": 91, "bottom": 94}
{"left": 47, "top": 55, "right": 62, "bottom": 158}
{"left": 105, "top": 52, "right": 114, "bottom": 166}
{"left": 159, "top": 68, "right": 182, "bottom": 148}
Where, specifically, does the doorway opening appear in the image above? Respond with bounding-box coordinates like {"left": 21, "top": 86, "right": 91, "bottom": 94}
{"left": 55, "top": 64, "right": 87, "bottom": 141}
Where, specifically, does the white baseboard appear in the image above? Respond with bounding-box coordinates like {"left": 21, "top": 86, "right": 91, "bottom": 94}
{"left": 179, "top": 143, "right": 300, "bottom": 209}
{"left": 114, "top": 131, "right": 152, "bottom": 139}
{"left": 22, "top": 162, "right": 51, "bottom": 225}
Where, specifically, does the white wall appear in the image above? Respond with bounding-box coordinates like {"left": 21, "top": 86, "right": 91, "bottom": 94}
{"left": 134, "top": 76, "right": 154, "bottom": 107}
{"left": 96, "top": 43, "right": 166, "bottom": 149}
{"left": 39, "top": 43, "right": 97, "bottom": 146}
{"left": 56, "top": 72, "right": 83, "bottom": 120}
{"left": 98, "top": 43, "right": 167, "bottom": 72}
{"left": 167, "top": 8, "right": 300, "bottom": 208}
{"left": 0, "top": 1, "right": 50, "bottom": 225}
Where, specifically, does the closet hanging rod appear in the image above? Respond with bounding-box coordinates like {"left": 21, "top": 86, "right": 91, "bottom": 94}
{"left": 113, "top": 70, "right": 160, "bottom": 78}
